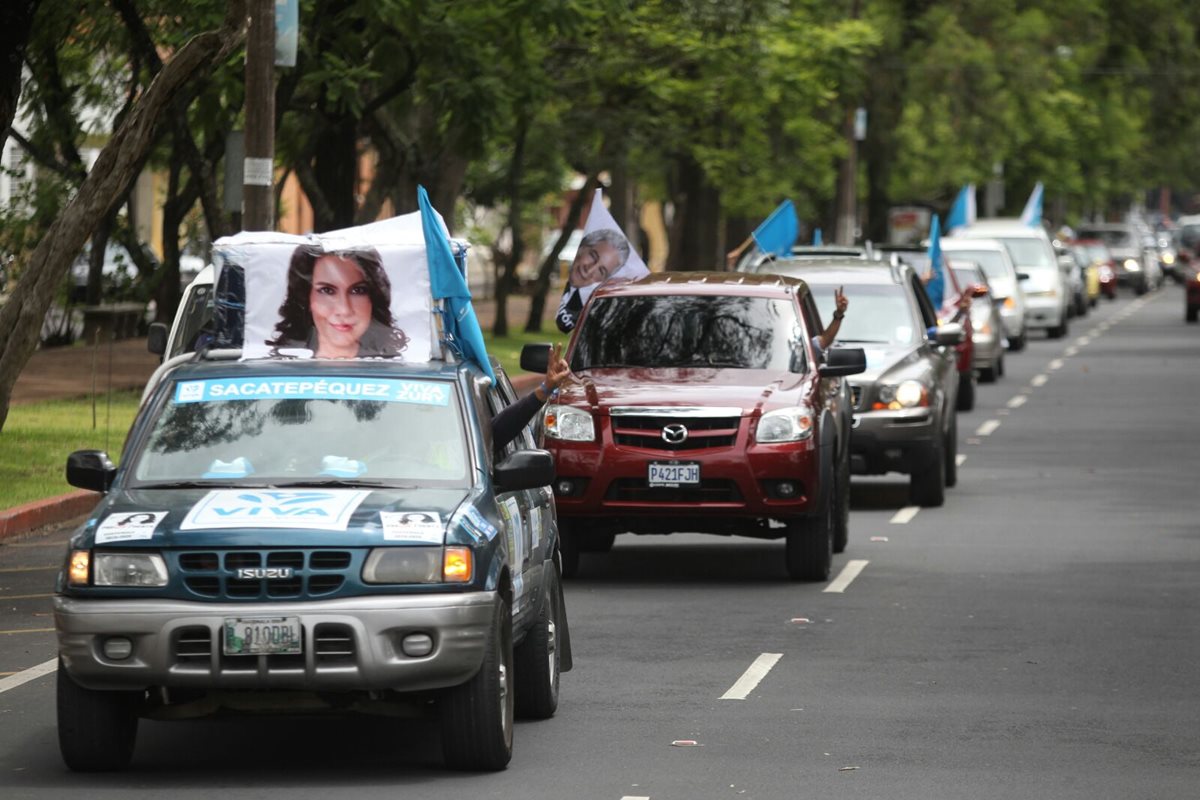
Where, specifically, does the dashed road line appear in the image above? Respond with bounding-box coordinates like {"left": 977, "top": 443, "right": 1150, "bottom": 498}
{"left": 721, "top": 653, "right": 783, "bottom": 700}
{"left": 1064, "top": 346, "right": 1078, "bottom": 357}
{"left": 1031, "top": 374, "right": 1048, "bottom": 387}
{"left": 889, "top": 506, "right": 920, "bottom": 524}
{"left": 1076, "top": 336, "right": 1091, "bottom": 346}
{"left": 956, "top": 454, "right": 967, "bottom": 466}
{"left": 0, "top": 659, "right": 57, "bottom": 695}
{"left": 1048, "top": 359, "right": 1064, "bottom": 370}
{"left": 824, "top": 560, "right": 869, "bottom": 594}
{"left": 1006, "top": 395, "right": 1027, "bottom": 409}
{"left": 975, "top": 419, "right": 1001, "bottom": 436}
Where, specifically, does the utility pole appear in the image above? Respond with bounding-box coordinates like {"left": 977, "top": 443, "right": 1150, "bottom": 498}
{"left": 243, "top": 0, "right": 275, "bottom": 231}
{"left": 834, "top": 0, "right": 862, "bottom": 245}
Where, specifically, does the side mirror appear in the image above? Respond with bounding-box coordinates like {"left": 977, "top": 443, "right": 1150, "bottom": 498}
{"left": 520, "top": 343, "right": 551, "bottom": 374}
{"left": 933, "top": 322, "right": 965, "bottom": 346}
{"left": 147, "top": 322, "right": 168, "bottom": 356}
{"left": 494, "top": 449, "right": 556, "bottom": 492}
{"left": 1017, "top": 272, "right": 1031, "bottom": 281}
{"left": 819, "top": 347, "right": 866, "bottom": 377}
{"left": 66, "top": 450, "right": 116, "bottom": 493}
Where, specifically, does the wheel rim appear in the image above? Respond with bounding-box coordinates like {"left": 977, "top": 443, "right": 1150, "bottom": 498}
{"left": 498, "top": 660, "right": 510, "bottom": 738}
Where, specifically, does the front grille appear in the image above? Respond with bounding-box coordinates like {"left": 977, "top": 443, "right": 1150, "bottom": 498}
{"left": 168, "top": 622, "right": 360, "bottom": 674}
{"left": 612, "top": 414, "right": 740, "bottom": 452}
{"left": 314, "top": 623, "right": 356, "bottom": 664}
{"left": 174, "top": 626, "right": 212, "bottom": 663}
{"left": 169, "top": 550, "right": 358, "bottom": 602}
{"left": 605, "top": 478, "right": 743, "bottom": 503}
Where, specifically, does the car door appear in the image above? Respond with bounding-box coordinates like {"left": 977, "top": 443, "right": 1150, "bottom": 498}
{"left": 909, "top": 272, "right": 958, "bottom": 425}
{"left": 799, "top": 291, "right": 850, "bottom": 455}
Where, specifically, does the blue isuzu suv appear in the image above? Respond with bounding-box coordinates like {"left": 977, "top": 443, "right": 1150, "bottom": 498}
{"left": 54, "top": 214, "right": 570, "bottom": 772}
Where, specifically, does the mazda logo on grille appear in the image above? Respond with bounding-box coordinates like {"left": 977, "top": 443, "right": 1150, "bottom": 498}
{"left": 661, "top": 424, "right": 689, "bottom": 444}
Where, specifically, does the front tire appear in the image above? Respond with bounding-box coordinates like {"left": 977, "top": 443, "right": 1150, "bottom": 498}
{"left": 441, "top": 598, "right": 514, "bottom": 771}
{"left": 956, "top": 372, "right": 976, "bottom": 411}
{"left": 57, "top": 661, "right": 139, "bottom": 772}
{"left": 832, "top": 454, "right": 850, "bottom": 554}
{"left": 944, "top": 414, "right": 958, "bottom": 489}
{"left": 1187, "top": 305, "right": 1198, "bottom": 323}
{"left": 514, "top": 567, "right": 562, "bottom": 720}
{"left": 785, "top": 486, "right": 834, "bottom": 582}
{"left": 1007, "top": 332, "right": 1026, "bottom": 352}
{"left": 909, "top": 436, "right": 946, "bottom": 507}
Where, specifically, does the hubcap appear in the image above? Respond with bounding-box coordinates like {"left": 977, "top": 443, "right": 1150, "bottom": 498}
{"left": 547, "top": 619, "right": 558, "bottom": 691}
{"left": 498, "top": 662, "right": 509, "bottom": 732}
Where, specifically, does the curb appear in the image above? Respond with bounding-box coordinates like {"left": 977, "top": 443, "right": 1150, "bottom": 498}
{"left": 0, "top": 374, "right": 547, "bottom": 542}
{"left": 0, "top": 490, "right": 98, "bottom": 543}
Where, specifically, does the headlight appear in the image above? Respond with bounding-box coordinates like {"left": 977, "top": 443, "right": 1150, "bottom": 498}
{"left": 1163, "top": 253, "right": 1175, "bottom": 265}
{"left": 875, "top": 380, "right": 928, "bottom": 410}
{"left": 362, "top": 547, "right": 444, "bottom": 584}
{"left": 756, "top": 406, "right": 814, "bottom": 443}
{"left": 93, "top": 553, "right": 168, "bottom": 587}
{"left": 1124, "top": 259, "right": 1141, "bottom": 272}
{"left": 544, "top": 404, "right": 595, "bottom": 441}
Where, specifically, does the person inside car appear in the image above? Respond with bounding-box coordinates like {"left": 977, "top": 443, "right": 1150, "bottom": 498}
{"left": 811, "top": 286, "right": 849, "bottom": 359}
{"left": 492, "top": 342, "right": 572, "bottom": 453}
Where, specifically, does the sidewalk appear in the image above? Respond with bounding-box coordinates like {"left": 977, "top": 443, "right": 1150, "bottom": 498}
{"left": 1, "top": 292, "right": 547, "bottom": 539}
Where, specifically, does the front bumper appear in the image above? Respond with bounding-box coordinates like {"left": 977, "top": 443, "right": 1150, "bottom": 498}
{"left": 849, "top": 408, "right": 937, "bottom": 476}
{"left": 55, "top": 592, "right": 496, "bottom": 692}
{"left": 1022, "top": 295, "right": 1065, "bottom": 329}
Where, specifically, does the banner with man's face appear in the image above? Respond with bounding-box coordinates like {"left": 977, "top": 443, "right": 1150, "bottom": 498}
{"left": 555, "top": 189, "right": 650, "bottom": 332}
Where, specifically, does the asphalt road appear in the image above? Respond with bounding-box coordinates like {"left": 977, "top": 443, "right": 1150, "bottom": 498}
{"left": 1, "top": 285, "right": 1197, "bottom": 798}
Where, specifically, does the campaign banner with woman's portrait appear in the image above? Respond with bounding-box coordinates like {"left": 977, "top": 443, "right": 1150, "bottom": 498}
{"left": 215, "top": 218, "right": 437, "bottom": 361}
{"left": 555, "top": 188, "right": 649, "bottom": 332}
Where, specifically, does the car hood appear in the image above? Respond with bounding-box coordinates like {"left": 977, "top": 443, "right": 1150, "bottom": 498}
{"left": 75, "top": 486, "right": 475, "bottom": 548}
{"left": 844, "top": 344, "right": 924, "bottom": 384}
{"left": 563, "top": 367, "right": 811, "bottom": 415}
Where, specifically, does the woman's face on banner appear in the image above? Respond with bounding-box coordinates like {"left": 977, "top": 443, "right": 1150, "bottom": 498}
{"left": 569, "top": 239, "right": 622, "bottom": 288}
{"left": 309, "top": 254, "right": 372, "bottom": 357}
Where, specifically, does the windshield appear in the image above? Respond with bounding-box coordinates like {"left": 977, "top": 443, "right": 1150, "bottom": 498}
{"left": 1074, "top": 243, "right": 1110, "bottom": 263}
{"left": 571, "top": 295, "right": 801, "bottom": 371}
{"left": 999, "top": 238, "right": 1054, "bottom": 269}
{"left": 1078, "top": 228, "right": 1133, "bottom": 249}
{"left": 942, "top": 249, "right": 1009, "bottom": 281}
{"left": 130, "top": 376, "right": 469, "bottom": 487}
{"left": 810, "top": 283, "right": 919, "bottom": 346}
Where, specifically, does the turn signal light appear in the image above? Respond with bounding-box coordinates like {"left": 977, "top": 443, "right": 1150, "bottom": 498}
{"left": 68, "top": 550, "right": 90, "bottom": 586}
{"left": 443, "top": 547, "right": 473, "bottom": 583}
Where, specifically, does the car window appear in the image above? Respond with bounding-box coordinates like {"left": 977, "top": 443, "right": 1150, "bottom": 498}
{"left": 571, "top": 295, "right": 801, "bottom": 371}
{"left": 941, "top": 249, "right": 1009, "bottom": 281}
{"left": 1078, "top": 228, "right": 1133, "bottom": 249}
{"left": 1179, "top": 225, "right": 1200, "bottom": 250}
{"left": 130, "top": 376, "right": 469, "bottom": 486}
{"left": 999, "top": 238, "right": 1054, "bottom": 269}
{"left": 169, "top": 283, "right": 214, "bottom": 358}
{"left": 810, "top": 283, "right": 919, "bottom": 346}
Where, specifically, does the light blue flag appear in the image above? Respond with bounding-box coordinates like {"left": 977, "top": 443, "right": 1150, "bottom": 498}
{"left": 925, "top": 215, "right": 945, "bottom": 309}
{"left": 1019, "top": 181, "right": 1044, "bottom": 227}
{"left": 812, "top": 228, "right": 823, "bottom": 246}
{"left": 946, "top": 184, "right": 976, "bottom": 233}
{"left": 418, "top": 185, "right": 494, "bottom": 380}
{"left": 752, "top": 199, "right": 799, "bottom": 257}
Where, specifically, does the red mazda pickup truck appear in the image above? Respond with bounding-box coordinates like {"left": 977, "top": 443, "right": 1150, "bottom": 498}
{"left": 522, "top": 272, "right": 865, "bottom": 581}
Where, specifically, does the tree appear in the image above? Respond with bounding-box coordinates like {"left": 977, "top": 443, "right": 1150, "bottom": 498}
{"left": 0, "top": 2, "right": 247, "bottom": 431}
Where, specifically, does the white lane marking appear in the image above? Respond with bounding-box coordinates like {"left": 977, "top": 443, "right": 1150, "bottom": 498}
{"left": 0, "top": 658, "right": 56, "bottom": 695}
{"left": 956, "top": 454, "right": 967, "bottom": 466}
{"left": 720, "top": 653, "right": 783, "bottom": 700}
{"left": 1031, "top": 374, "right": 1048, "bottom": 387}
{"left": 824, "top": 559, "right": 869, "bottom": 594}
{"left": 976, "top": 419, "right": 1001, "bottom": 436}
{"left": 890, "top": 506, "right": 920, "bottom": 524}
{"left": 1006, "top": 395, "right": 1027, "bottom": 409}
{"left": 1076, "top": 336, "right": 1091, "bottom": 346}
{"left": 1064, "top": 347, "right": 1078, "bottom": 357}
{"left": 1048, "top": 359, "right": 1064, "bottom": 370}
{"left": 621, "top": 797, "right": 651, "bottom": 800}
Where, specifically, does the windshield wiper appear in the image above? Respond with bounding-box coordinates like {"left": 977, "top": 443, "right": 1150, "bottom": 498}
{"left": 135, "top": 481, "right": 261, "bottom": 489}
{"left": 270, "top": 478, "right": 389, "bottom": 488}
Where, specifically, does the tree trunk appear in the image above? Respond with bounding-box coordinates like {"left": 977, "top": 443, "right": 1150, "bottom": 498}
{"left": 669, "top": 155, "right": 722, "bottom": 271}
{"left": 0, "top": 4, "right": 247, "bottom": 432}
{"left": 491, "top": 115, "right": 530, "bottom": 338}
{"left": 0, "top": 0, "right": 38, "bottom": 155}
